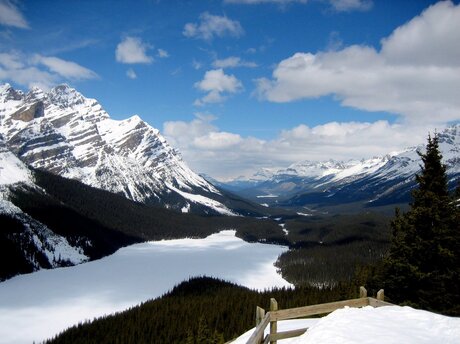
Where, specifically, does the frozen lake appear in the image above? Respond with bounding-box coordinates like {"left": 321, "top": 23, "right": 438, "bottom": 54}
{"left": 0, "top": 230, "right": 291, "bottom": 344}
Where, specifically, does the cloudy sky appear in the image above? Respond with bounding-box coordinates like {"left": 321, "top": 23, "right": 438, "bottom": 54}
{"left": 1, "top": 0, "right": 459, "bottom": 180}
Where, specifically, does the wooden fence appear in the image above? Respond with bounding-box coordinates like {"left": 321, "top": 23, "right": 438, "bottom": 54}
{"left": 245, "top": 287, "right": 393, "bottom": 344}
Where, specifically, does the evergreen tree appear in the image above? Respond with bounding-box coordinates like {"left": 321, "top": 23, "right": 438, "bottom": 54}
{"left": 382, "top": 134, "right": 460, "bottom": 314}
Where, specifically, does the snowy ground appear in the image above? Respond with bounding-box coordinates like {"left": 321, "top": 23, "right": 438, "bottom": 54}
{"left": 232, "top": 306, "right": 460, "bottom": 344}
{"left": 0, "top": 230, "right": 291, "bottom": 344}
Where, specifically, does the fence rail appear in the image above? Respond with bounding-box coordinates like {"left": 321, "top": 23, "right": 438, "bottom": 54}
{"left": 245, "top": 287, "right": 392, "bottom": 344}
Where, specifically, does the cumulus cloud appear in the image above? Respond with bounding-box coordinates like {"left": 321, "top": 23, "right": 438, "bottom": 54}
{"left": 212, "top": 56, "right": 257, "bottom": 68}
{"left": 163, "top": 114, "right": 432, "bottom": 180}
{"left": 255, "top": 1, "right": 460, "bottom": 124}
{"left": 115, "top": 36, "right": 153, "bottom": 64}
{"left": 0, "top": 0, "right": 29, "bottom": 29}
{"left": 183, "top": 12, "right": 244, "bottom": 41}
{"left": 0, "top": 51, "right": 98, "bottom": 89}
{"left": 194, "top": 69, "right": 243, "bottom": 105}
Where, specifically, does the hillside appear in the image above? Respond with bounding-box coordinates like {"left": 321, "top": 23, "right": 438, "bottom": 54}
{"left": 0, "top": 163, "right": 285, "bottom": 281}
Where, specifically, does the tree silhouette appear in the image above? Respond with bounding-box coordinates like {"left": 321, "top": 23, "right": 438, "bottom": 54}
{"left": 383, "top": 134, "right": 460, "bottom": 314}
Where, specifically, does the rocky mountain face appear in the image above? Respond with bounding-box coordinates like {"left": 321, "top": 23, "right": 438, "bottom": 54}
{"left": 0, "top": 83, "right": 235, "bottom": 215}
{"left": 220, "top": 125, "right": 460, "bottom": 209}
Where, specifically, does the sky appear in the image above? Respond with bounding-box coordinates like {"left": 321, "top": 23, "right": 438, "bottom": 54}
{"left": 0, "top": 0, "right": 459, "bottom": 180}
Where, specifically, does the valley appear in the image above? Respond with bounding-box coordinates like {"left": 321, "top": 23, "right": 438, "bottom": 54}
{"left": 0, "top": 82, "right": 458, "bottom": 343}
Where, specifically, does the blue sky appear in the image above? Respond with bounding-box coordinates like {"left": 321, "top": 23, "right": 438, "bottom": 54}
{"left": 1, "top": 0, "right": 459, "bottom": 179}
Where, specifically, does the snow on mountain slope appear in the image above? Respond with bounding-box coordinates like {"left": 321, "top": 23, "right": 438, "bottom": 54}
{"left": 0, "top": 139, "right": 32, "bottom": 186}
{"left": 0, "top": 83, "right": 232, "bottom": 215}
{"left": 0, "top": 140, "right": 88, "bottom": 277}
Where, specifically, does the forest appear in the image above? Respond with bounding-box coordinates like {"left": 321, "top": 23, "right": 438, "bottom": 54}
{"left": 44, "top": 276, "right": 359, "bottom": 344}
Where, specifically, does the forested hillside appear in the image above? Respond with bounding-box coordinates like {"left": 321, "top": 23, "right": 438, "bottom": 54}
{"left": 45, "top": 276, "right": 358, "bottom": 344}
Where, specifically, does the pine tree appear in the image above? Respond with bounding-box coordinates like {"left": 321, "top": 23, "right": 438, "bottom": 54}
{"left": 382, "top": 134, "right": 460, "bottom": 314}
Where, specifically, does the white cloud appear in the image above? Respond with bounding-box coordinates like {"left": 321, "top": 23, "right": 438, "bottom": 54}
{"left": 329, "top": 0, "right": 372, "bottom": 12}
{"left": 115, "top": 36, "right": 153, "bottom": 64}
{"left": 0, "top": 0, "right": 29, "bottom": 29}
{"left": 212, "top": 56, "right": 257, "bottom": 68}
{"left": 224, "top": 0, "right": 308, "bottom": 4}
{"left": 194, "top": 131, "right": 243, "bottom": 149}
{"left": 0, "top": 50, "right": 97, "bottom": 89}
{"left": 163, "top": 115, "right": 433, "bottom": 180}
{"left": 157, "top": 48, "right": 169, "bottom": 58}
{"left": 255, "top": 1, "right": 460, "bottom": 125}
{"left": 192, "top": 59, "right": 203, "bottom": 70}
{"left": 0, "top": 51, "right": 24, "bottom": 69}
{"left": 126, "top": 68, "right": 137, "bottom": 79}
{"left": 183, "top": 12, "right": 244, "bottom": 41}
{"left": 0, "top": 65, "right": 57, "bottom": 90}
{"left": 31, "top": 55, "right": 98, "bottom": 80}
{"left": 194, "top": 69, "right": 243, "bottom": 105}
{"left": 224, "top": 0, "right": 372, "bottom": 12}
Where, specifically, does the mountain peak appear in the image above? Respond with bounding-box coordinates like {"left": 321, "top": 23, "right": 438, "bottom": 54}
{"left": 26, "top": 86, "right": 46, "bottom": 101}
{"left": 0, "top": 83, "right": 233, "bottom": 215}
{"left": 0, "top": 83, "right": 24, "bottom": 102}
{"left": 48, "top": 84, "right": 85, "bottom": 107}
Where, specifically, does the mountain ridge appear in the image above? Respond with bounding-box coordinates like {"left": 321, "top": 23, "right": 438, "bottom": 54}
{"left": 217, "top": 124, "right": 460, "bottom": 209}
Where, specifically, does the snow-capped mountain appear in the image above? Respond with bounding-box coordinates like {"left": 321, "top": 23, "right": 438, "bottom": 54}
{"left": 0, "top": 83, "right": 234, "bottom": 215}
{"left": 221, "top": 125, "right": 460, "bottom": 208}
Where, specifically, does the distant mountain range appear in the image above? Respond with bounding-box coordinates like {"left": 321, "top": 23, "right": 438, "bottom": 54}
{"left": 217, "top": 125, "right": 460, "bottom": 210}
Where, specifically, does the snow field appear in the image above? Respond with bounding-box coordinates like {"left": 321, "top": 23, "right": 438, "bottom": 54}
{"left": 232, "top": 305, "right": 460, "bottom": 344}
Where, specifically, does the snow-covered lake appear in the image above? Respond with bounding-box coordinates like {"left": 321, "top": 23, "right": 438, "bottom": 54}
{"left": 0, "top": 230, "right": 291, "bottom": 344}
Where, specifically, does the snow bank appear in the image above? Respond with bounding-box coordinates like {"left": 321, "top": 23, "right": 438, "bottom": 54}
{"left": 232, "top": 305, "right": 460, "bottom": 344}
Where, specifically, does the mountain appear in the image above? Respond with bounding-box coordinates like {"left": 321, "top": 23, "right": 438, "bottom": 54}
{"left": 0, "top": 83, "right": 287, "bottom": 281}
{"left": 0, "top": 83, "right": 236, "bottom": 215}
{"left": 220, "top": 125, "right": 460, "bottom": 209}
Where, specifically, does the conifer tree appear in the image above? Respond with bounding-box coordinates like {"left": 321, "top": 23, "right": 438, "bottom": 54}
{"left": 382, "top": 134, "right": 460, "bottom": 314}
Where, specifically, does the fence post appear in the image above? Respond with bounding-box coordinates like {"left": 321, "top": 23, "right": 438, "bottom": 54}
{"left": 377, "top": 289, "right": 384, "bottom": 301}
{"left": 270, "top": 298, "right": 278, "bottom": 344}
{"left": 359, "top": 286, "right": 367, "bottom": 298}
{"left": 256, "top": 306, "right": 265, "bottom": 326}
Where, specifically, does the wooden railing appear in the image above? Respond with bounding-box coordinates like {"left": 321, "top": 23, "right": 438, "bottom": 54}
{"left": 245, "top": 287, "right": 392, "bottom": 344}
